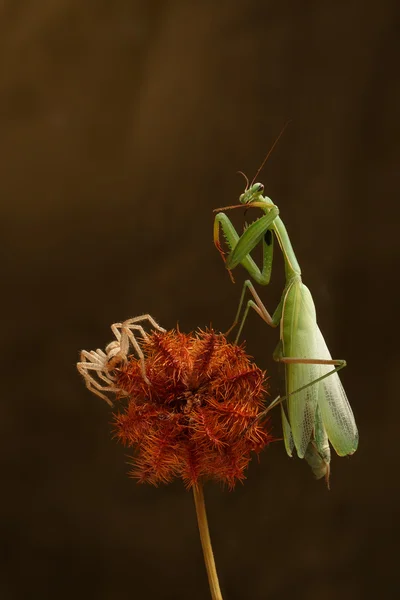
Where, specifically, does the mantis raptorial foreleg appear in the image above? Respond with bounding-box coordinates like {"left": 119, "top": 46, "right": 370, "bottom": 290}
{"left": 213, "top": 208, "right": 278, "bottom": 285}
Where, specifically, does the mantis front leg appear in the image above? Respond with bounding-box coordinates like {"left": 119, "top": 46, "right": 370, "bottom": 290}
{"left": 213, "top": 210, "right": 279, "bottom": 337}
{"left": 213, "top": 207, "right": 279, "bottom": 284}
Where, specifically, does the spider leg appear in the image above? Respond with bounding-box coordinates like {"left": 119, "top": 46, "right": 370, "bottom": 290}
{"left": 85, "top": 379, "right": 115, "bottom": 406}
{"left": 80, "top": 349, "right": 104, "bottom": 366}
{"left": 76, "top": 362, "right": 115, "bottom": 385}
{"left": 106, "top": 324, "right": 129, "bottom": 366}
{"left": 110, "top": 323, "right": 122, "bottom": 341}
{"left": 123, "top": 314, "right": 166, "bottom": 334}
{"left": 109, "top": 314, "right": 165, "bottom": 360}
{"left": 78, "top": 348, "right": 120, "bottom": 395}
{"left": 119, "top": 323, "right": 151, "bottom": 384}
{"left": 77, "top": 362, "right": 115, "bottom": 406}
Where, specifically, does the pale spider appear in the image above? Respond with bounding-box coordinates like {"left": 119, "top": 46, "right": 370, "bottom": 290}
{"left": 77, "top": 314, "right": 166, "bottom": 406}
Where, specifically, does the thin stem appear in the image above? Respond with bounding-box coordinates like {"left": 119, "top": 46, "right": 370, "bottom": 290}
{"left": 192, "top": 482, "right": 223, "bottom": 600}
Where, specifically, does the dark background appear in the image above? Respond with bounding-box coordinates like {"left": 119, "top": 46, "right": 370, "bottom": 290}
{"left": 2, "top": 1, "right": 399, "bottom": 598}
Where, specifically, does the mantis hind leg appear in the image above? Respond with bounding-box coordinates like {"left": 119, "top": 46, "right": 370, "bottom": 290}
{"left": 277, "top": 355, "right": 347, "bottom": 396}
{"left": 228, "top": 280, "right": 347, "bottom": 398}
{"left": 254, "top": 359, "right": 346, "bottom": 420}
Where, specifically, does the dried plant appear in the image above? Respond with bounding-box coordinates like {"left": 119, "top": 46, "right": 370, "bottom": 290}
{"left": 113, "top": 327, "right": 272, "bottom": 488}
{"left": 78, "top": 315, "right": 272, "bottom": 599}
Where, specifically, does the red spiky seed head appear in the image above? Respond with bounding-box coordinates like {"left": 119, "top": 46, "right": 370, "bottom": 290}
{"left": 112, "top": 329, "right": 272, "bottom": 488}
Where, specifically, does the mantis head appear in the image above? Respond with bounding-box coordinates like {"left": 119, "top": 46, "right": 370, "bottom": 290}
{"left": 239, "top": 182, "right": 265, "bottom": 204}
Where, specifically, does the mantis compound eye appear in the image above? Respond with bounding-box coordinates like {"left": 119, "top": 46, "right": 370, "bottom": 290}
{"left": 253, "top": 183, "right": 264, "bottom": 194}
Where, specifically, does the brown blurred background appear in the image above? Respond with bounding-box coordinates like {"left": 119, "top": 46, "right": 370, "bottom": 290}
{"left": 1, "top": 1, "right": 399, "bottom": 598}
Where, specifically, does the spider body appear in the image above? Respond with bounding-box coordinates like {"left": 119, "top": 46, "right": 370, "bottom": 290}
{"left": 77, "top": 314, "right": 165, "bottom": 406}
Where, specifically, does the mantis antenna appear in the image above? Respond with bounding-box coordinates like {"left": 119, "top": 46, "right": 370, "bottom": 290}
{"left": 237, "top": 170, "right": 250, "bottom": 190}
{"left": 250, "top": 120, "right": 292, "bottom": 187}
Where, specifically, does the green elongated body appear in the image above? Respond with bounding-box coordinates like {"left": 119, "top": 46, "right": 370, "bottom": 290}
{"left": 280, "top": 279, "right": 358, "bottom": 459}
{"left": 281, "top": 279, "right": 319, "bottom": 458}
{"left": 214, "top": 183, "right": 358, "bottom": 481}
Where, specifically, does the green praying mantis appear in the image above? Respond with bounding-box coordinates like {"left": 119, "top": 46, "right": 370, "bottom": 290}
{"left": 213, "top": 175, "right": 358, "bottom": 485}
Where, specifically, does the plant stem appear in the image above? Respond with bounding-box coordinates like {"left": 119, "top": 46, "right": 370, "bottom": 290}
{"left": 193, "top": 482, "right": 223, "bottom": 600}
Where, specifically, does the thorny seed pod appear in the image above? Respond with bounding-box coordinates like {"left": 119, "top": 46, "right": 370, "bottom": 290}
{"left": 78, "top": 318, "right": 272, "bottom": 488}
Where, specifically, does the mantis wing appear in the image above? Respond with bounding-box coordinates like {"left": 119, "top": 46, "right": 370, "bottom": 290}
{"left": 282, "top": 281, "right": 320, "bottom": 459}
{"left": 314, "top": 325, "right": 359, "bottom": 456}
{"left": 281, "top": 404, "right": 294, "bottom": 456}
